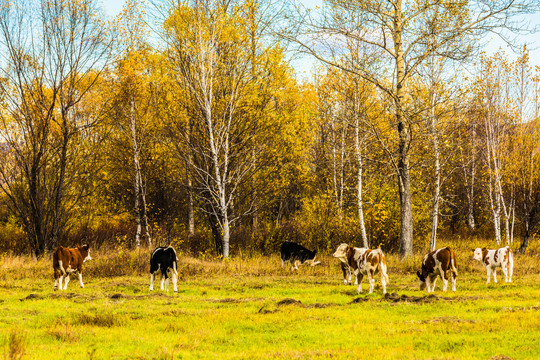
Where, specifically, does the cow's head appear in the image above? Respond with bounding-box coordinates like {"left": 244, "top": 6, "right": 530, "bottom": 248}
{"left": 332, "top": 243, "right": 349, "bottom": 261}
{"left": 472, "top": 248, "right": 483, "bottom": 262}
{"left": 417, "top": 270, "right": 427, "bottom": 290}
{"left": 79, "top": 244, "right": 92, "bottom": 262}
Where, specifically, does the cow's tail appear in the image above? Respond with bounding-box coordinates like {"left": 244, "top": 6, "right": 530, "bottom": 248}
{"left": 169, "top": 246, "right": 180, "bottom": 275}
{"left": 58, "top": 260, "right": 67, "bottom": 276}
{"left": 507, "top": 247, "right": 514, "bottom": 276}
{"left": 376, "top": 249, "right": 389, "bottom": 284}
{"left": 173, "top": 259, "right": 179, "bottom": 277}
{"left": 450, "top": 249, "right": 458, "bottom": 278}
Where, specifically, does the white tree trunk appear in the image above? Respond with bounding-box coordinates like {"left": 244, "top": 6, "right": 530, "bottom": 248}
{"left": 130, "top": 96, "right": 142, "bottom": 248}
{"left": 354, "top": 112, "right": 368, "bottom": 247}
{"left": 140, "top": 172, "right": 152, "bottom": 247}
{"left": 429, "top": 92, "right": 441, "bottom": 252}
{"left": 486, "top": 129, "right": 502, "bottom": 245}
{"left": 188, "top": 175, "right": 195, "bottom": 236}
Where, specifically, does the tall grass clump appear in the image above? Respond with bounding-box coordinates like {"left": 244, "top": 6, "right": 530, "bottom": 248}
{"left": 46, "top": 319, "right": 79, "bottom": 343}
{"left": 4, "top": 328, "right": 26, "bottom": 360}
{"left": 74, "top": 312, "right": 121, "bottom": 327}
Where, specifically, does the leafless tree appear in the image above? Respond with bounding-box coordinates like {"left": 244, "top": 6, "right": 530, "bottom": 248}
{"left": 0, "top": 0, "right": 113, "bottom": 257}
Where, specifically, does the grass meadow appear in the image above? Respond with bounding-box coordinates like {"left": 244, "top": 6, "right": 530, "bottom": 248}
{"left": 1, "top": 239, "right": 539, "bottom": 359}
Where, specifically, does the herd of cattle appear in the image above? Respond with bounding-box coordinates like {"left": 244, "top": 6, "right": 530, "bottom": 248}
{"left": 51, "top": 241, "right": 514, "bottom": 294}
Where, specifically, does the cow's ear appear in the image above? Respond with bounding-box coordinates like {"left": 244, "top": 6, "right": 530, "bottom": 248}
{"left": 416, "top": 271, "right": 421, "bottom": 279}
{"left": 313, "top": 250, "right": 317, "bottom": 255}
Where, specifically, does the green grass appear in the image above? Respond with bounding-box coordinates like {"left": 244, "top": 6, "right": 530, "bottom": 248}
{"left": 0, "top": 245, "right": 539, "bottom": 359}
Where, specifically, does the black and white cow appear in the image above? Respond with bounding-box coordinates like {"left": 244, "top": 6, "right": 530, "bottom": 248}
{"left": 149, "top": 246, "right": 179, "bottom": 292}
{"left": 280, "top": 241, "right": 321, "bottom": 270}
{"left": 472, "top": 246, "right": 514, "bottom": 284}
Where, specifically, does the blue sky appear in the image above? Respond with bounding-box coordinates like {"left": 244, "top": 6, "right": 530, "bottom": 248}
{"left": 102, "top": 0, "right": 540, "bottom": 69}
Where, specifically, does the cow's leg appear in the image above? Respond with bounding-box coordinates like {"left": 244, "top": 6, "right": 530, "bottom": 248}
{"left": 451, "top": 272, "right": 457, "bottom": 291}
{"left": 508, "top": 261, "right": 513, "bottom": 283}
{"left": 501, "top": 262, "right": 509, "bottom": 282}
{"left": 149, "top": 273, "right": 155, "bottom": 291}
{"left": 162, "top": 268, "right": 170, "bottom": 292}
{"left": 356, "top": 274, "right": 363, "bottom": 294}
{"left": 367, "top": 270, "right": 375, "bottom": 294}
{"left": 341, "top": 263, "right": 349, "bottom": 285}
{"left": 380, "top": 271, "right": 387, "bottom": 294}
{"left": 160, "top": 273, "right": 165, "bottom": 290}
{"left": 57, "top": 260, "right": 67, "bottom": 290}
{"left": 442, "top": 272, "right": 449, "bottom": 292}
{"left": 293, "top": 261, "right": 299, "bottom": 271}
{"left": 492, "top": 267, "right": 497, "bottom": 283}
{"left": 172, "top": 264, "right": 178, "bottom": 293}
{"left": 78, "top": 272, "right": 84, "bottom": 288}
{"left": 486, "top": 267, "right": 491, "bottom": 284}
{"left": 429, "top": 276, "right": 437, "bottom": 292}
{"left": 64, "top": 274, "right": 70, "bottom": 290}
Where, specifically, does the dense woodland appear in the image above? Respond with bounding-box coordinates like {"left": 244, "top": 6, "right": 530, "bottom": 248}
{"left": 1, "top": 0, "right": 540, "bottom": 258}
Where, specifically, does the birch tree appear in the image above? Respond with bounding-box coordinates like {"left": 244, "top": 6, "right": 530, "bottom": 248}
{"left": 459, "top": 112, "right": 478, "bottom": 230}
{"left": 164, "top": 0, "right": 263, "bottom": 258}
{"left": 114, "top": 0, "right": 152, "bottom": 247}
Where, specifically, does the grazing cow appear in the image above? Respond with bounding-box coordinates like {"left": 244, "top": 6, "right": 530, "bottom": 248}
{"left": 53, "top": 245, "right": 92, "bottom": 290}
{"left": 472, "top": 246, "right": 513, "bottom": 284}
{"left": 149, "top": 246, "right": 179, "bottom": 292}
{"left": 280, "top": 241, "right": 321, "bottom": 270}
{"left": 332, "top": 243, "right": 389, "bottom": 294}
{"left": 417, "top": 247, "right": 458, "bottom": 292}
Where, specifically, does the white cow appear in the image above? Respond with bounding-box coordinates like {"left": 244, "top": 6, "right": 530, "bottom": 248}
{"left": 472, "top": 246, "right": 513, "bottom": 284}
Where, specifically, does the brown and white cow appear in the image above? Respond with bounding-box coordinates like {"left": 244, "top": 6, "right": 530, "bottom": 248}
{"left": 53, "top": 245, "right": 92, "bottom": 290}
{"left": 417, "top": 247, "right": 457, "bottom": 292}
{"left": 472, "top": 246, "right": 513, "bottom": 284}
{"left": 332, "top": 243, "right": 389, "bottom": 294}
